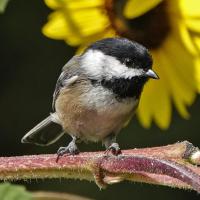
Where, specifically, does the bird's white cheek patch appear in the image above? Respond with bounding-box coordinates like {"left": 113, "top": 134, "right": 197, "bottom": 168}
{"left": 81, "top": 50, "right": 144, "bottom": 79}
{"left": 81, "top": 50, "right": 105, "bottom": 79}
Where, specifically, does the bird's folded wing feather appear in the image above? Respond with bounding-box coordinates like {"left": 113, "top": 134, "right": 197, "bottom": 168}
{"left": 52, "top": 55, "right": 81, "bottom": 110}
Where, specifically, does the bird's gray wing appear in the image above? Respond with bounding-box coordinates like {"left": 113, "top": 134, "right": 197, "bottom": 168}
{"left": 22, "top": 56, "right": 82, "bottom": 146}
{"left": 62, "top": 55, "right": 80, "bottom": 71}
{"left": 52, "top": 55, "right": 81, "bottom": 110}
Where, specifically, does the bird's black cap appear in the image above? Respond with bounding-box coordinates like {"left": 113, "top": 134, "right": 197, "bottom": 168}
{"left": 86, "top": 37, "right": 153, "bottom": 70}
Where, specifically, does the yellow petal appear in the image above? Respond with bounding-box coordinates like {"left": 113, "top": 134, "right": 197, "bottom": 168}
{"left": 173, "top": 19, "right": 198, "bottom": 56}
{"left": 42, "top": 12, "right": 71, "bottom": 39}
{"left": 42, "top": 11, "right": 83, "bottom": 45}
{"left": 187, "top": 37, "right": 200, "bottom": 92}
{"left": 137, "top": 84, "right": 153, "bottom": 128}
{"left": 159, "top": 34, "right": 197, "bottom": 117}
{"left": 163, "top": 32, "right": 197, "bottom": 96}
{"left": 44, "top": 0, "right": 104, "bottom": 10}
{"left": 43, "top": 0, "right": 107, "bottom": 45}
{"left": 178, "top": 23, "right": 198, "bottom": 55}
{"left": 178, "top": 0, "right": 200, "bottom": 17}
{"left": 44, "top": 0, "right": 63, "bottom": 9}
{"left": 66, "top": 0, "right": 104, "bottom": 10}
{"left": 193, "top": 36, "right": 200, "bottom": 52}
{"left": 70, "top": 8, "right": 110, "bottom": 36}
{"left": 157, "top": 47, "right": 193, "bottom": 118}
{"left": 124, "top": 0, "right": 163, "bottom": 19}
{"left": 137, "top": 50, "right": 172, "bottom": 130}
{"left": 195, "top": 58, "right": 200, "bottom": 92}
{"left": 76, "top": 28, "right": 117, "bottom": 54}
{"left": 138, "top": 28, "right": 198, "bottom": 129}
{"left": 137, "top": 67, "right": 171, "bottom": 130}
{"left": 185, "top": 19, "right": 200, "bottom": 33}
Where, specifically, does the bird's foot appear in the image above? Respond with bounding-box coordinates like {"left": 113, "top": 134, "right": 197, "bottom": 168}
{"left": 56, "top": 141, "right": 79, "bottom": 162}
{"left": 105, "top": 142, "right": 121, "bottom": 156}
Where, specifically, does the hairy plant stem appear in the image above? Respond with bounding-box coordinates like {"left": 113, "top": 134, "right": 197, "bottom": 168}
{"left": 0, "top": 141, "right": 200, "bottom": 192}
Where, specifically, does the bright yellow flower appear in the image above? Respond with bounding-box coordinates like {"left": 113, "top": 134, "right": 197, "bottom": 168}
{"left": 42, "top": 0, "right": 200, "bottom": 129}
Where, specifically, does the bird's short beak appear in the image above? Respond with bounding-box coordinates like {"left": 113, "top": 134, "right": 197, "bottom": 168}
{"left": 145, "top": 69, "right": 159, "bottom": 79}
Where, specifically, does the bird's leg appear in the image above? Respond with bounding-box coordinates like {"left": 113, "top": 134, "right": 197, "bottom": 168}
{"left": 56, "top": 136, "right": 79, "bottom": 161}
{"left": 103, "top": 133, "right": 121, "bottom": 156}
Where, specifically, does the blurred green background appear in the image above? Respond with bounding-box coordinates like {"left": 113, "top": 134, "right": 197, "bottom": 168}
{"left": 1, "top": 0, "right": 200, "bottom": 199}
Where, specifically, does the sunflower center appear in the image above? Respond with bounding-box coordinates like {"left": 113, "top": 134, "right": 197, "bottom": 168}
{"left": 105, "top": 0, "right": 170, "bottom": 49}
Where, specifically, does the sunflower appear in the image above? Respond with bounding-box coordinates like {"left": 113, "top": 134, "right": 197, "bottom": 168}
{"left": 42, "top": 0, "right": 200, "bottom": 129}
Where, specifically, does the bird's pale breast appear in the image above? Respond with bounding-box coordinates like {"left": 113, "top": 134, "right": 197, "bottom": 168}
{"left": 55, "top": 81, "right": 138, "bottom": 142}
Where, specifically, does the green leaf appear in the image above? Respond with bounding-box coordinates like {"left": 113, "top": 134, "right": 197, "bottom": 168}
{"left": 0, "top": 0, "right": 10, "bottom": 13}
{"left": 0, "top": 183, "right": 32, "bottom": 200}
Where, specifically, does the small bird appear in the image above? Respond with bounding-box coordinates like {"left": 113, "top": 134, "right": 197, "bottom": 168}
{"left": 21, "top": 37, "right": 159, "bottom": 157}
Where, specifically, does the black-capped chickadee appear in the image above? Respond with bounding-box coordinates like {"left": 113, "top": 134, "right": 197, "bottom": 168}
{"left": 21, "top": 37, "right": 159, "bottom": 157}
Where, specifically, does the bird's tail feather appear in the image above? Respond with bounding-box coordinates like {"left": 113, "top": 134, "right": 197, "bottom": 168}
{"left": 21, "top": 115, "right": 64, "bottom": 146}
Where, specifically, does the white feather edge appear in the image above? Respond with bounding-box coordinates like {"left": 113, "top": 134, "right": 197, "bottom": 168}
{"left": 62, "top": 75, "right": 79, "bottom": 86}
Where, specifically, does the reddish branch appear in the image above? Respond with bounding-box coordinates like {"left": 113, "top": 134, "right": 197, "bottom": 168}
{"left": 0, "top": 141, "right": 200, "bottom": 192}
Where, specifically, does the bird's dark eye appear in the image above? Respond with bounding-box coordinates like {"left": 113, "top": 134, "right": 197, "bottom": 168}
{"left": 124, "top": 58, "right": 133, "bottom": 67}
